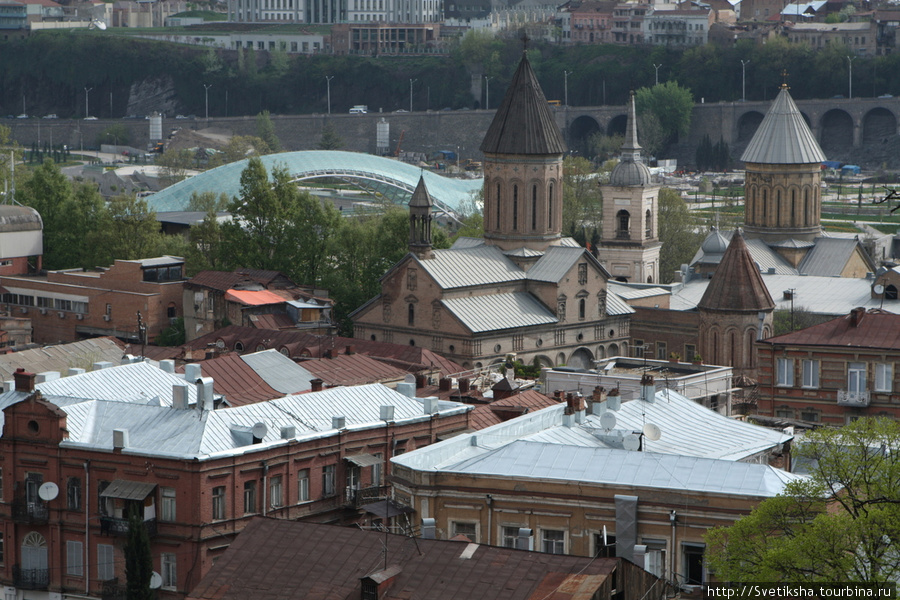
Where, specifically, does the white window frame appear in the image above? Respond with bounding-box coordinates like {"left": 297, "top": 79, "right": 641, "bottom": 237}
{"left": 541, "top": 529, "right": 565, "bottom": 555}
{"left": 211, "top": 486, "right": 226, "bottom": 520}
{"left": 269, "top": 475, "right": 283, "bottom": 508}
{"left": 161, "top": 487, "right": 176, "bottom": 522}
{"left": 643, "top": 538, "right": 667, "bottom": 579}
{"left": 97, "top": 544, "right": 114, "bottom": 581}
{"left": 875, "top": 363, "right": 893, "bottom": 393}
{"left": 322, "top": 465, "right": 336, "bottom": 497}
{"left": 801, "top": 359, "right": 819, "bottom": 388}
{"left": 297, "top": 469, "right": 310, "bottom": 502}
{"left": 451, "top": 521, "right": 478, "bottom": 542}
{"left": 848, "top": 362, "right": 866, "bottom": 394}
{"left": 500, "top": 525, "right": 522, "bottom": 549}
{"left": 161, "top": 552, "right": 177, "bottom": 589}
{"left": 776, "top": 358, "right": 794, "bottom": 386}
{"left": 67, "top": 540, "right": 83, "bottom": 577}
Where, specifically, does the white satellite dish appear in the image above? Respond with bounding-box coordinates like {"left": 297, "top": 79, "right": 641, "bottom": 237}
{"left": 251, "top": 422, "right": 268, "bottom": 439}
{"left": 599, "top": 411, "right": 617, "bottom": 431}
{"left": 38, "top": 482, "right": 59, "bottom": 501}
{"left": 623, "top": 433, "right": 641, "bottom": 452}
{"left": 150, "top": 572, "right": 162, "bottom": 589}
{"left": 875, "top": 284, "right": 885, "bottom": 295}
{"left": 643, "top": 423, "right": 662, "bottom": 442}
{"left": 403, "top": 374, "right": 416, "bottom": 384}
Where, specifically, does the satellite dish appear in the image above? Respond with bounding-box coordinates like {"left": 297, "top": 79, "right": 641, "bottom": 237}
{"left": 150, "top": 572, "right": 162, "bottom": 590}
{"left": 403, "top": 374, "right": 416, "bottom": 384}
{"left": 623, "top": 433, "right": 641, "bottom": 452}
{"left": 599, "top": 411, "right": 617, "bottom": 431}
{"left": 643, "top": 423, "right": 662, "bottom": 442}
{"left": 875, "top": 284, "right": 885, "bottom": 294}
{"left": 251, "top": 422, "right": 268, "bottom": 439}
{"left": 38, "top": 482, "right": 59, "bottom": 501}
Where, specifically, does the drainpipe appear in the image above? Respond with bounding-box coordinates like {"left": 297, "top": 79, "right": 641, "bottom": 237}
{"left": 85, "top": 460, "right": 91, "bottom": 596}
{"left": 670, "top": 510, "right": 677, "bottom": 586}
{"left": 486, "top": 494, "right": 493, "bottom": 546}
{"left": 261, "top": 462, "right": 268, "bottom": 516}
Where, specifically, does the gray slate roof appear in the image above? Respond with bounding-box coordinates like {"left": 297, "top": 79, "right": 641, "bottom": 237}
{"left": 441, "top": 293, "right": 557, "bottom": 333}
{"left": 240, "top": 349, "right": 314, "bottom": 394}
{"left": 741, "top": 86, "right": 827, "bottom": 164}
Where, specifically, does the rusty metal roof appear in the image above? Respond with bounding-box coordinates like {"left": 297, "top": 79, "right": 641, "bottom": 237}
{"left": 300, "top": 352, "right": 408, "bottom": 386}
{"left": 697, "top": 229, "right": 775, "bottom": 313}
{"left": 480, "top": 53, "right": 567, "bottom": 155}
{"left": 761, "top": 308, "right": 900, "bottom": 350}
{"left": 186, "top": 517, "right": 628, "bottom": 600}
{"left": 180, "top": 353, "right": 284, "bottom": 406}
{"left": 469, "top": 389, "right": 562, "bottom": 429}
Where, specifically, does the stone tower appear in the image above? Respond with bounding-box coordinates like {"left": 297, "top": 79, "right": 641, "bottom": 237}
{"left": 408, "top": 175, "right": 434, "bottom": 260}
{"left": 697, "top": 229, "right": 775, "bottom": 379}
{"left": 597, "top": 92, "right": 661, "bottom": 283}
{"left": 741, "top": 84, "right": 826, "bottom": 243}
{"left": 479, "top": 52, "right": 567, "bottom": 253}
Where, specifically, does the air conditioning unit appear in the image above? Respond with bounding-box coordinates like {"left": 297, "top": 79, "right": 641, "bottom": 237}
{"left": 19, "top": 307, "right": 27, "bottom": 314}
{"left": 39, "top": 308, "right": 47, "bottom": 315}
{"left": 58, "top": 311, "right": 66, "bottom": 319}
{"left": 103, "top": 315, "right": 111, "bottom": 322}
{"left": 76, "top": 314, "right": 84, "bottom": 321}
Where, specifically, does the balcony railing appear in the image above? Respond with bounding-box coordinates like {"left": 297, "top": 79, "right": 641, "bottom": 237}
{"left": 100, "top": 516, "right": 158, "bottom": 537}
{"left": 837, "top": 389, "right": 870, "bottom": 407}
{"left": 101, "top": 577, "right": 126, "bottom": 600}
{"left": 13, "top": 565, "right": 50, "bottom": 590}
{"left": 11, "top": 498, "right": 49, "bottom": 524}
{"left": 345, "top": 485, "right": 390, "bottom": 508}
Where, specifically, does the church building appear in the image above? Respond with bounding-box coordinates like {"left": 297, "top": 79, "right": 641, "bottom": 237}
{"left": 351, "top": 52, "right": 633, "bottom": 370}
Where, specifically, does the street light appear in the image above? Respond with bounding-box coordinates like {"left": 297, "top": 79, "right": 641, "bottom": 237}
{"left": 564, "top": 70, "right": 571, "bottom": 108}
{"left": 84, "top": 87, "right": 93, "bottom": 119}
{"left": 652, "top": 64, "right": 662, "bottom": 86}
{"left": 846, "top": 55, "right": 856, "bottom": 99}
{"left": 203, "top": 84, "right": 212, "bottom": 123}
{"left": 740, "top": 59, "right": 750, "bottom": 101}
{"left": 484, "top": 76, "right": 492, "bottom": 110}
{"left": 325, "top": 75, "right": 334, "bottom": 114}
{"left": 409, "top": 78, "right": 416, "bottom": 113}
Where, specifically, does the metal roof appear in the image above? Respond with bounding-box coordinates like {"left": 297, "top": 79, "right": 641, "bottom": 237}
{"left": 741, "top": 87, "right": 827, "bottom": 164}
{"left": 605, "top": 290, "right": 636, "bottom": 316}
{"left": 607, "top": 283, "right": 669, "bottom": 300}
{"left": 416, "top": 246, "right": 525, "bottom": 290}
{"left": 36, "top": 362, "right": 200, "bottom": 407}
{"left": 0, "top": 337, "right": 125, "bottom": 382}
{"left": 100, "top": 479, "right": 158, "bottom": 500}
{"left": 300, "top": 352, "right": 408, "bottom": 386}
{"left": 239, "top": 350, "right": 313, "bottom": 394}
{"left": 526, "top": 246, "right": 585, "bottom": 283}
{"left": 441, "top": 293, "right": 558, "bottom": 333}
{"left": 145, "top": 151, "right": 482, "bottom": 215}
{"left": 797, "top": 237, "right": 872, "bottom": 277}
{"left": 698, "top": 231, "right": 775, "bottom": 312}
{"left": 761, "top": 308, "right": 900, "bottom": 350}
{"left": 184, "top": 352, "right": 285, "bottom": 406}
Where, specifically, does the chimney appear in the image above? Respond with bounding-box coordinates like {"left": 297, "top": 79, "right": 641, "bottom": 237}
{"left": 640, "top": 374, "right": 655, "bottom": 403}
{"left": 633, "top": 544, "right": 647, "bottom": 569}
{"left": 515, "top": 528, "right": 534, "bottom": 551}
{"left": 421, "top": 518, "right": 436, "bottom": 539}
{"left": 172, "top": 382, "right": 189, "bottom": 409}
{"left": 310, "top": 378, "right": 324, "bottom": 392}
{"left": 439, "top": 377, "right": 451, "bottom": 391}
{"left": 345, "top": 345, "right": 355, "bottom": 355}
{"left": 158, "top": 360, "right": 175, "bottom": 374}
{"left": 850, "top": 306, "right": 866, "bottom": 327}
{"left": 607, "top": 388, "right": 621, "bottom": 411}
{"left": 324, "top": 348, "right": 334, "bottom": 359}
{"left": 361, "top": 566, "right": 402, "bottom": 600}
{"left": 184, "top": 363, "right": 202, "bottom": 382}
{"left": 13, "top": 368, "right": 35, "bottom": 392}
{"left": 332, "top": 416, "right": 346, "bottom": 430}
{"left": 67, "top": 368, "right": 86, "bottom": 377}
{"left": 459, "top": 378, "right": 469, "bottom": 393}
{"left": 36, "top": 371, "right": 60, "bottom": 383}
{"left": 196, "top": 377, "right": 215, "bottom": 411}
{"left": 423, "top": 397, "right": 438, "bottom": 415}
{"left": 415, "top": 373, "right": 426, "bottom": 389}
{"left": 380, "top": 405, "right": 395, "bottom": 421}
{"left": 113, "top": 428, "right": 129, "bottom": 450}
{"left": 280, "top": 426, "right": 296, "bottom": 439}
{"left": 573, "top": 394, "right": 586, "bottom": 423}
{"left": 564, "top": 393, "right": 575, "bottom": 415}
{"left": 396, "top": 382, "right": 415, "bottom": 398}
{"left": 92, "top": 361, "right": 113, "bottom": 371}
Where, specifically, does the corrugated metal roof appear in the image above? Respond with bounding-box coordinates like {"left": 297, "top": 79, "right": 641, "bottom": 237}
{"left": 183, "top": 352, "right": 284, "bottom": 406}
{"left": 607, "top": 283, "right": 668, "bottom": 300}
{"left": 762, "top": 308, "right": 900, "bottom": 350}
{"left": 605, "top": 290, "right": 636, "bottom": 316}
{"left": 224, "top": 289, "right": 286, "bottom": 306}
{"left": 692, "top": 230, "right": 798, "bottom": 275}
{"left": 417, "top": 246, "right": 525, "bottom": 290}
{"left": 442, "top": 293, "right": 557, "bottom": 333}
{"left": 797, "top": 237, "right": 871, "bottom": 276}
{"left": 300, "top": 353, "right": 408, "bottom": 386}
{"left": 240, "top": 350, "right": 314, "bottom": 394}
{"left": 37, "top": 362, "right": 199, "bottom": 407}
{"left": 100, "top": 479, "right": 158, "bottom": 500}
{"left": 0, "top": 337, "right": 125, "bottom": 381}
{"left": 526, "top": 246, "right": 584, "bottom": 283}
{"left": 741, "top": 87, "right": 827, "bottom": 164}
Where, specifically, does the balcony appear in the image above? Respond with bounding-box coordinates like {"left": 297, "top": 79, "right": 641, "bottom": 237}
{"left": 837, "top": 389, "right": 870, "bottom": 407}
{"left": 345, "top": 485, "right": 390, "bottom": 508}
{"left": 11, "top": 498, "right": 49, "bottom": 524}
{"left": 100, "top": 516, "right": 158, "bottom": 537}
{"left": 13, "top": 565, "right": 50, "bottom": 590}
{"left": 101, "top": 577, "right": 126, "bottom": 600}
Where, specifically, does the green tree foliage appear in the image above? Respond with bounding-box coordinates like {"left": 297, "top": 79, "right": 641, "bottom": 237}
{"left": 318, "top": 122, "right": 344, "bottom": 150}
{"left": 657, "top": 188, "right": 704, "bottom": 283}
{"left": 706, "top": 417, "right": 900, "bottom": 583}
{"left": 156, "top": 316, "right": 186, "bottom": 346}
{"left": 695, "top": 134, "right": 731, "bottom": 171}
{"left": 124, "top": 513, "right": 154, "bottom": 600}
{"left": 562, "top": 156, "right": 604, "bottom": 239}
{"left": 97, "top": 123, "right": 131, "bottom": 148}
{"left": 588, "top": 133, "right": 624, "bottom": 162}
{"left": 185, "top": 210, "right": 224, "bottom": 275}
{"left": 635, "top": 81, "right": 694, "bottom": 147}
{"left": 188, "top": 190, "right": 229, "bottom": 212}
{"left": 156, "top": 148, "right": 194, "bottom": 187}
{"left": 255, "top": 110, "right": 281, "bottom": 153}
{"left": 91, "top": 194, "right": 174, "bottom": 265}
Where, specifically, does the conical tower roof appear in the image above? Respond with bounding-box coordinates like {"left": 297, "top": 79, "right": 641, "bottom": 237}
{"left": 609, "top": 91, "right": 651, "bottom": 186}
{"left": 480, "top": 53, "right": 567, "bottom": 155}
{"left": 409, "top": 175, "right": 434, "bottom": 208}
{"left": 740, "top": 86, "right": 826, "bottom": 165}
{"left": 698, "top": 229, "right": 775, "bottom": 312}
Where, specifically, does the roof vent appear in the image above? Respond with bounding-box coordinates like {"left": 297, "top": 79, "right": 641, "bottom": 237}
{"left": 172, "top": 382, "right": 189, "bottom": 409}
{"left": 849, "top": 306, "right": 866, "bottom": 327}
{"left": 310, "top": 378, "right": 324, "bottom": 392}
{"left": 606, "top": 389, "right": 622, "bottom": 411}
{"left": 92, "top": 361, "right": 113, "bottom": 371}
{"left": 280, "top": 426, "right": 296, "bottom": 439}
{"left": 195, "top": 377, "right": 215, "bottom": 411}
{"left": 423, "top": 397, "right": 438, "bottom": 415}
{"left": 767, "top": 267, "right": 776, "bottom": 275}
{"left": 67, "top": 368, "right": 86, "bottom": 377}
{"left": 184, "top": 363, "right": 202, "bottom": 382}
{"left": 159, "top": 359, "right": 175, "bottom": 374}
{"left": 783, "top": 289, "right": 794, "bottom": 300}
{"left": 379, "top": 405, "right": 395, "bottom": 422}
{"left": 36, "top": 371, "right": 60, "bottom": 383}
{"left": 421, "top": 518, "right": 436, "bottom": 539}
{"left": 113, "top": 429, "right": 129, "bottom": 450}
{"left": 396, "top": 382, "right": 415, "bottom": 398}
{"left": 640, "top": 374, "right": 655, "bottom": 403}
{"left": 13, "top": 368, "right": 36, "bottom": 392}
{"left": 515, "top": 528, "right": 534, "bottom": 551}
{"left": 332, "top": 416, "right": 346, "bottom": 430}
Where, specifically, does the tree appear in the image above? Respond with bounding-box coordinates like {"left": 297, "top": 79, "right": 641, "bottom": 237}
{"left": 635, "top": 81, "right": 693, "bottom": 148}
{"left": 256, "top": 110, "right": 281, "bottom": 153}
{"left": 706, "top": 417, "right": 900, "bottom": 583}
{"left": 187, "top": 190, "right": 229, "bottom": 213}
{"left": 562, "top": 156, "right": 603, "bottom": 238}
{"left": 156, "top": 316, "right": 185, "bottom": 346}
{"left": 657, "top": 188, "right": 704, "bottom": 284}
{"left": 185, "top": 209, "right": 224, "bottom": 275}
{"left": 318, "top": 122, "right": 344, "bottom": 150}
{"left": 90, "top": 194, "right": 168, "bottom": 264}
{"left": 156, "top": 148, "right": 194, "bottom": 187}
{"left": 124, "top": 513, "right": 154, "bottom": 600}
{"left": 97, "top": 123, "right": 131, "bottom": 148}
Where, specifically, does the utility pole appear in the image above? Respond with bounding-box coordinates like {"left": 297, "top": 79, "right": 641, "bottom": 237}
{"left": 409, "top": 78, "right": 416, "bottom": 113}
{"left": 325, "top": 75, "right": 333, "bottom": 114}
{"left": 741, "top": 59, "right": 750, "bottom": 101}
{"left": 484, "top": 76, "right": 492, "bottom": 110}
{"left": 84, "top": 87, "right": 93, "bottom": 119}
{"left": 652, "top": 64, "right": 663, "bottom": 86}
{"left": 846, "top": 55, "right": 856, "bottom": 99}
{"left": 204, "top": 84, "right": 212, "bottom": 124}
{"left": 564, "top": 71, "right": 571, "bottom": 107}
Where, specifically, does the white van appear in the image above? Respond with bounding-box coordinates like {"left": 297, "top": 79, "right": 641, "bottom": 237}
{"left": 349, "top": 105, "right": 368, "bottom": 114}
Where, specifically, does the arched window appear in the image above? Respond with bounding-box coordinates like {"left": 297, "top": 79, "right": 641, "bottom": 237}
{"left": 746, "top": 328, "right": 757, "bottom": 368}
{"left": 532, "top": 185, "right": 538, "bottom": 230}
{"left": 616, "top": 210, "right": 631, "bottom": 239}
{"left": 408, "top": 303, "right": 415, "bottom": 326}
{"left": 548, "top": 184, "right": 554, "bottom": 227}
{"left": 730, "top": 330, "right": 737, "bottom": 368}
{"left": 496, "top": 183, "right": 501, "bottom": 229}
{"left": 762, "top": 189, "right": 768, "bottom": 222}
{"left": 804, "top": 187, "right": 811, "bottom": 226}
{"left": 512, "top": 185, "right": 518, "bottom": 230}
{"left": 887, "top": 285, "right": 898, "bottom": 300}
{"left": 579, "top": 298, "right": 586, "bottom": 319}
{"left": 645, "top": 209, "right": 652, "bottom": 238}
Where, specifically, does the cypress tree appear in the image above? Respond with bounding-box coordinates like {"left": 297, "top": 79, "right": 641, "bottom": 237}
{"left": 125, "top": 512, "right": 154, "bottom": 600}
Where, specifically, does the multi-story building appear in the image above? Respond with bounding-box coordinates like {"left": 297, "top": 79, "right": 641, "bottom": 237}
{"left": 568, "top": 0, "right": 616, "bottom": 44}
{"left": 757, "top": 307, "right": 900, "bottom": 425}
{"left": 226, "top": 0, "right": 440, "bottom": 24}
{"left": 782, "top": 21, "right": 877, "bottom": 55}
{"left": 0, "top": 256, "right": 185, "bottom": 345}
{"left": 0, "top": 364, "right": 472, "bottom": 599}
{"left": 643, "top": 8, "right": 711, "bottom": 47}
{"left": 611, "top": 2, "right": 646, "bottom": 44}
{"left": 331, "top": 22, "right": 444, "bottom": 55}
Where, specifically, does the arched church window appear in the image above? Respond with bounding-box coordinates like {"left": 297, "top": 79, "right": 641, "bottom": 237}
{"left": 513, "top": 185, "right": 518, "bottom": 230}
{"left": 532, "top": 185, "right": 537, "bottom": 231}
{"left": 408, "top": 303, "right": 415, "bottom": 326}
{"left": 548, "top": 184, "right": 554, "bottom": 227}
{"left": 645, "top": 209, "right": 652, "bottom": 238}
{"left": 496, "top": 183, "right": 501, "bottom": 229}
{"left": 616, "top": 210, "right": 630, "bottom": 239}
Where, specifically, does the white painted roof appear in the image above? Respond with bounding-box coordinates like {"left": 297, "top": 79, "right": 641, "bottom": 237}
{"left": 441, "top": 293, "right": 558, "bottom": 333}
{"left": 36, "top": 362, "right": 200, "bottom": 407}
{"left": 240, "top": 350, "right": 313, "bottom": 394}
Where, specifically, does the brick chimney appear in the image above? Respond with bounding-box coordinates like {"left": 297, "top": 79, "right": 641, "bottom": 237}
{"left": 439, "top": 377, "right": 451, "bottom": 391}
{"left": 14, "top": 368, "right": 35, "bottom": 392}
{"left": 458, "top": 378, "right": 469, "bottom": 393}
{"left": 849, "top": 307, "right": 866, "bottom": 327}
{"left": 324, "top": 349, "right": 334, "bottom": 359}
{"left": 415, "top": 373, "right": 426, "bottom": 389}
{"left": 310, "top": 378, "right": 324, "bottom": 392}
{"left": 345, "top": 345, "right": 355, "bottom": 355}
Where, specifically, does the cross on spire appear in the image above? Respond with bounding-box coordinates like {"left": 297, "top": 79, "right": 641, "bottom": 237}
{"left": 780, "top": 69, "right": 790, "bottom": 90}
{"left": 521, "top": 33, "right": 530, "bottom": 52}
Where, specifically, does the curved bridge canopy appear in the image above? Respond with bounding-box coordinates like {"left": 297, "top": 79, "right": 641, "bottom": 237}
{"left": 146, "top": 150, "right": 484, "bottom": 216}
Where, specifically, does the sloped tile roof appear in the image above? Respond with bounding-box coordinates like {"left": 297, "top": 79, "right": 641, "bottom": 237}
{"left": 300, "top": 352, "right": 408, "bottom": 386}
{"left": 480, "top": 53, "right": 567, "bottom": 155}
{"left": 741, "top": 86, "right": 826, "bottom": 164}
{"left": 761, "top": 308, "right": 900, "bottom": 350}
{"left": 469, "top": 389, "right": 562, "bottom": 429}
{"left": 698, "top": 230, "right": 775, "bottom": 312}
{"left": 442, "top": 293, "right": 557, "bottom": 333}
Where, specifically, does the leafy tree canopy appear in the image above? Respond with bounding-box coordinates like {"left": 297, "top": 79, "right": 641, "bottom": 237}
{"left": 657, "top": 187, "right": 704, "bottom": 284}
{"left": 635, "top": 81, "right": 693, "bottom": 146}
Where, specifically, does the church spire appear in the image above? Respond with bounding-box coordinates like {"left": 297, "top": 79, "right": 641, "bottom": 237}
{"left": 408, "top": 175, "right": 434, "bottom": 260}
{"left": 609, "top": 92, "right": 651, "bottom": 186}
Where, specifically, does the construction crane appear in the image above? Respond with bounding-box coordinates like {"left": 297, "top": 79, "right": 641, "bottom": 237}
{"left": 394, "top": 130, "right": 405, "bottom": 157}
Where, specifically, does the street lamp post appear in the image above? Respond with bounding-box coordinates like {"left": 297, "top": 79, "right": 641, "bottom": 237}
{"left": 204, "top": 84, "right": 212, "bottom": 123}
{"left": 325, "top": 75, "right": 334, "bottom": 114}
{"left": 846, "top": 55, "right": 856, "bottom": 99}
{"left": 409, "top": 78, "right": 416, "bottom": 113}
{"left": 564, "top": 70, "right": 571, "bottom": 108}
{"left": 484, "top": 76, "right": 492, "bottom": 110}
{"left": 652, "top": 64, "right": 662, "bottom": 86}
{"left": 740, "top": 59, "right": 750, "bottom": 101}
{"left": 84, "top": 87, "right": 93, "bottom": 119}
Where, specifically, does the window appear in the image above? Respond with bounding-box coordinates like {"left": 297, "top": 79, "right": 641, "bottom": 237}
{"left": 542, "top": 529, "right": 565, "bottom": 554}
{"left": 269, "top": 475, "right": 283, "bottom": 508}
{"left": 633, "top": 340, "right": 644, "bottom": 358}
{"left": 776, "top": 358, "right": 794, "bottom": 386}
{"left": 775, "top": 407, "right": 794, "bottom": 418}
{"left": 322, "top": 465, "right": 336, "bottom": 497}
{"left": 98, "top": 480, "right": 110, "bottom": 515}
{"left": 67, "top": 540, "right": 83, "bottom": 576}
{"left": 594, "top": 532, "right": 616, "bottom": 558}
{"left": 452, "top": 521, "right": 477, "bottom": 541}
{"left": 656, "top": 342, "right": 667, "bottom": 361}
{"left": 243, "top": 481, "right": 256, "bottom": 514}
{"left": 875, "top": 363, "right": 893, "bottom": 393}
{"left": 801, "top": 359, "right": 819, "bottom": 388}
{"left": 501, "top": 526, "right": 521, "bottom": 548}
{"left": 579, "top": 298, "right": 586, "bottom": 320}
{"left": 683, "top": 543, "right": 705, "bottom": 585}
{"left": 160, "top": 487, "right": 176, "bottom": 522}
{"left": 644, "top": 539, "right": 667, "bottom": 578}
{"left": 848, "top": 362, "right": 866, "bottom": 393}
{"left": 298, "top": 469, "right": 310, "bottom": 502}
{"left": 97, "top": 544, "right": 114, "bottom": 581}
{"left": 212, "top": 486, "right": 226, "bottom": 520}
{"left": 67, "top": 477, "right": 81, "bottom": 511}
{"left": 161, "top": 552, "right": 177, "bottom": 589}
{"left": 408, "top": 303, "right": 415, "bottom": 326}
{"left": 801, "top": 410, "right": 820, "bottom": 422}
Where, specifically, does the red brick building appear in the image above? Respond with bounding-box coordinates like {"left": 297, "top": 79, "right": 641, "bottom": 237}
{"left": 0, "top": 368, "right": 472, "bottom": 599}
{"left": 757, "top": 308, "right": 900, "bottom": 424}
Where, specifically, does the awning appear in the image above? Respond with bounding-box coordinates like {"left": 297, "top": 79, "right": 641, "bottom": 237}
{"left": 345, "top": 454, "right": 382, "bottom": 468}
{"left": 100, "top": 480, "right": 157, "bottom": 501}
{"left": 361, "top": 499, "right": 414, "bottom": 520}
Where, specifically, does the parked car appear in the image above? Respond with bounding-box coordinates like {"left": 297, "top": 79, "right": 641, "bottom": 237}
{"left": 43, "top": 114, "right": 58, "bottom": 119}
